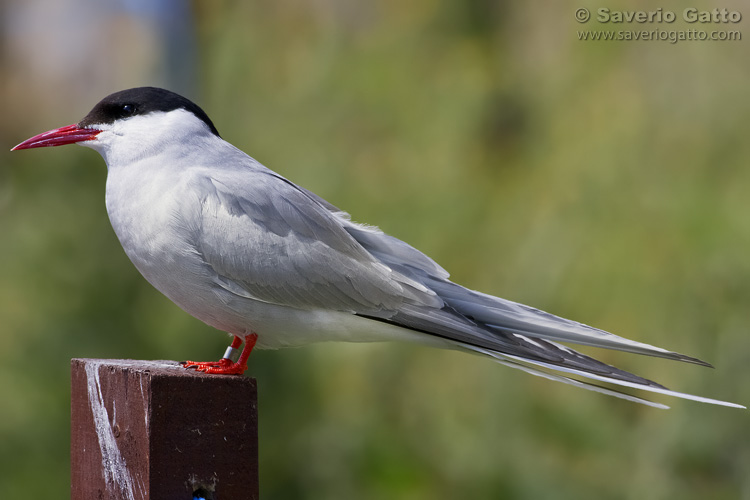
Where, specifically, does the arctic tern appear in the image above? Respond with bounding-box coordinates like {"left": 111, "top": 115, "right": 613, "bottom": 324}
{"left": 12, "top": 87, "right": 743, "bottom": 409}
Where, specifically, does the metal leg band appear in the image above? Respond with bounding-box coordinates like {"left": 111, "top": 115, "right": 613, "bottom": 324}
{"left": 222, "top": 345, "right": 240, "bottom": 362}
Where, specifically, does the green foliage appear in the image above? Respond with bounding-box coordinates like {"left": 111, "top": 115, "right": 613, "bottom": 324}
{"left": 1, "top": 1, "right": 748, "bottom": 498}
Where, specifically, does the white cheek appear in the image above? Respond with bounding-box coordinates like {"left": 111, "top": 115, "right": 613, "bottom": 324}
{"left": 76, "top": 109, "right": 215, "bottom": 168}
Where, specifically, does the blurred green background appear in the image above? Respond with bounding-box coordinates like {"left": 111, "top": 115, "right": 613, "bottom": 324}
{"left": 1, "top": 0, "right": 749, "bottom": 498}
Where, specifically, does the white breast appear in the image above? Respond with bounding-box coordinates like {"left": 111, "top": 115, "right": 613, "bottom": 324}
{"left": 106, "top": 166, "right": 248, "bottom": 338}
{"left": 105, "top": 154, "right": 201, "bottom": 296}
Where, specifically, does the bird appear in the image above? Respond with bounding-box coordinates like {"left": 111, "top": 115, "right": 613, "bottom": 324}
{"left": 12, "top": 86, "right": 743, "bottom": 410}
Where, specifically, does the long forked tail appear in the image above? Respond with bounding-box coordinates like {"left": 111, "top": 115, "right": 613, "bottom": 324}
{"left": 458, "top": 342, "right": 745, "bottom": 410}
{"left": 371, "top": 277, "right": 746, "bottom": 409}
{"left": 341, "top": 222, "right": 743, "bottom": 408}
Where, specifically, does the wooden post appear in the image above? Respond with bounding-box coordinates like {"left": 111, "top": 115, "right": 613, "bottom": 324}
{"left": 71, "top": 359, "right": 259, "bottom": 500}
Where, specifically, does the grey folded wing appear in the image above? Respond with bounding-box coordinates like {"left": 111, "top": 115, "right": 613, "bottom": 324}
{"left": 187, "top": 170, "right": 442, "bottom": 314}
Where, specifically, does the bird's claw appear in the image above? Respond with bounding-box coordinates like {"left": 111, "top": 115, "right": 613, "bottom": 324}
{"left": 182, "top": 333, "right": 257, "bottom": 375}
{"left": 182, "top": 358, "right": 248, "bottom": 375}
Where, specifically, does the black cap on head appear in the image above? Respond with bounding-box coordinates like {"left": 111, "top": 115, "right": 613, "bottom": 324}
{"left": 78, "top": 87, "right": 220, "bottom": 137}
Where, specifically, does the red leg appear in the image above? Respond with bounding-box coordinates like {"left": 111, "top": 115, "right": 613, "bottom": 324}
{"left": 234, "top": 333, "right": 258, "bottom": 369}
{"left": 183, "top": 333, "right": 258, "bottom": 375}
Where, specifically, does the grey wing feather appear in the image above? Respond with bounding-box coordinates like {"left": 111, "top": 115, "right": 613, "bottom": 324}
{"left": 344, "top": 219, "right": 709, "bottom": 365}
{"left": 298, "top": 186, "right": 451, "bottom": 279}
{"left": 423, "top": 278, "right": 711, "bottom": 366}
{"left": 335, "top": 210, "right": 743, "bottom": 406}
{"left": 189, "top": 168, "right": 441, "bottom": 313}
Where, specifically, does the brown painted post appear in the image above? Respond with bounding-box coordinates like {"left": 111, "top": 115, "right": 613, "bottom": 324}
{"left": 71, "top": 359, "right": 259, "bottom": 500}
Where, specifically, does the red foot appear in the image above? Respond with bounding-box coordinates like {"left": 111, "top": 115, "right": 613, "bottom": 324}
{"left": 182, "top": 357, "right": 247, "bottom": 375}
{"left": 183, "top": 333, "right": 258, "bottom": 375}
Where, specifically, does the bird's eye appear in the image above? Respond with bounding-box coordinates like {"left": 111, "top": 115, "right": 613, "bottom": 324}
{"left": 121, "top": 104, "right": 136, "bottom": 116}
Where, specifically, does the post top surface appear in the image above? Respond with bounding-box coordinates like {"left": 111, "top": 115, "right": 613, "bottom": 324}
{"left": 71, "top": 358, "right": 257, "bottom": 384}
